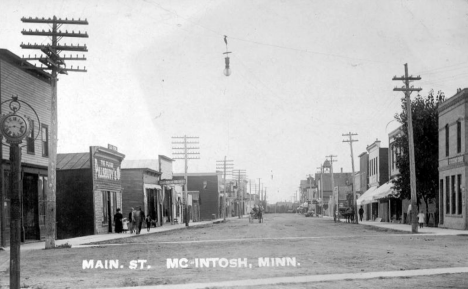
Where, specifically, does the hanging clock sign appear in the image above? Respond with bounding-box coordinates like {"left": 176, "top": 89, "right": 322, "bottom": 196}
{"left": 0, "top": 113, "right": 32, "bottom": 144}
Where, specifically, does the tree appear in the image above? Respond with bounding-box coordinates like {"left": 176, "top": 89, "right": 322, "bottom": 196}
{"left": 392, "top": 90, "right": 445, "bottom": 223}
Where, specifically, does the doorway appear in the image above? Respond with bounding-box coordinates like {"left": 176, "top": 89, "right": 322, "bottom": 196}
{"left": 22, "top": 173, "right": 39, "bottom": 240}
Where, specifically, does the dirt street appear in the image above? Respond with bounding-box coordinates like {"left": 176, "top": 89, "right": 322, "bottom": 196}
{"left": 1, "top": 213, "right": 467, "bottom": 288}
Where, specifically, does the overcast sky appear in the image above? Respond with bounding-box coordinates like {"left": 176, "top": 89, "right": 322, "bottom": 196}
{"left": 1, "top": 0, "right": 468, "bottom": 202}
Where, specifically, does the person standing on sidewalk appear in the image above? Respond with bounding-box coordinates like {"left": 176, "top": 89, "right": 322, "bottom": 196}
{"left": 417, "top": 210, "right": 425, "bottom": 229}
{"left": 114, "top": 208, "right": 123, "bottom": 233}
{"left": 133, "top": 206, "right": 145, "bottom": 234}
{"left": 407, "top": 204, "right": 412, "bottom": 225}
{"left": 145, "top": 214, "right": 152, "bottom": 232}
{"left": 128, "top": 208, "right": 135, "bottom": 234}
{"left": 359, "top": 206, "right": 364, "bottom": 222}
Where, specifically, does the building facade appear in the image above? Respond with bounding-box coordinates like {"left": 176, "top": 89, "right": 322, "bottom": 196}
{"left": 357, "top": 139, "right": 389, "bottom": 221}
{"left": 121, "top": 159, "right": 161, "bottom": 226}
{"left": 0, "top": 49, "right": 52, "bottom": 245}
{"left": 173, "top": 172, "right": 221, "bottom": 220}
{"left": 438, "top": 88, "right": 468, "bottom": 230}
{"left": 56, "top": 146, "right": 125, "bottom": 239}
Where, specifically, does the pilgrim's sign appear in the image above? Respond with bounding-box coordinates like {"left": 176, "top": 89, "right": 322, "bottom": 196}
{"left": 94, "top": 157, "right": 121, "bottom": 181}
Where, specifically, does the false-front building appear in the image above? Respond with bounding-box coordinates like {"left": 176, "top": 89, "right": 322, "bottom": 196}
{"left": 56, "top": 146, "right": 125, "bottom": 239}
{"left": 0, "top": 49, "right": 52, "bottom": 246}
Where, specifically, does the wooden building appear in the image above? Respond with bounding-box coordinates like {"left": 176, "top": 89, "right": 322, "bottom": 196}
{"left": 56, "top": 146, "right": 125, "bottom": 239}
{"left": 0, "top": 49, "right": 52, "bottom": 246}
{"left": 121, "top": 159, "right": 161, "bottom": 225}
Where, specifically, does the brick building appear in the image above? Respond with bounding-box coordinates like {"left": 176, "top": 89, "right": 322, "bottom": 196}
{"left": 357, "top": 139, "right": 389, "bottom": 220}
{"left": 438, "top": 88, "right": 468, "bottom": 230}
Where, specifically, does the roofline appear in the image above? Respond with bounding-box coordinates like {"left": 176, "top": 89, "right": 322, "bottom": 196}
{"left": 388, "top": 125, "right": 403, "bottom": 137}
{"left": 174, "top": 172, "right": 222, "bottom": 176}
{"left": 93, "top": 146, "right": 125, "bottom": 161}
{"left": 438, "top": 88, "right": 468, "bottom": 112}
{"left": 358, "top": 151, "right": 368, "bottom": 158}
{"left": 0, "top": 48, "right": 52, "bottom": 82}
{"left": 121, "top": 167, "right": 162, "bottom": 175}
{"left": 159, "top": 155, "right": 175, "bottom": 162}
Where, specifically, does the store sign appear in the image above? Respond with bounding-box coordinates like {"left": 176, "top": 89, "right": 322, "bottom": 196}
{"left": 449, "top": 156, "right": 464, "bottom": 165}
{"left": 94, "top": 158, "right": 121, "bottom": 181}
{"left": 159, "top": 179, "right": 187, "bottom": 186}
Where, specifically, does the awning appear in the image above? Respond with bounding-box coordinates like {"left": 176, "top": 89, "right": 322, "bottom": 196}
{"left": 356, "top": 186, "right": 379, "bottom": 206}
{"left": 373, "top": 181, "right": 399, "bottom": 200}
{"left": 144, "top": 184, "right": 162, "bottom": 190}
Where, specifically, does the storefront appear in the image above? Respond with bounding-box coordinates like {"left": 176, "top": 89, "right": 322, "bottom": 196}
{"left": 121, "top": 159, "right": 161, "bottom": 226}
{"left": 56, "top": 145, "right": 125, "bottom": 239}
{"left": 0, "top": 49, "right": 52, "bottom": 246}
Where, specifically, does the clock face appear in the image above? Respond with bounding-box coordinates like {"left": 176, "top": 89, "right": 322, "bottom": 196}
{"left": 2, "top": 115, "right": 28, "bottom": 139}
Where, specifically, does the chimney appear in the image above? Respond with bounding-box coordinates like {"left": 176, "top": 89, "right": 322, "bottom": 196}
{"left": 341, "top": 168, "right": 343, "bottom": 173}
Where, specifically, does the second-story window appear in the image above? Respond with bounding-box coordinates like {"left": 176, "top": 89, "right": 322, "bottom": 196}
{"left": 42, "top": 124, "right": 49, "bottom": 157}
{"left": 446, "top": 124, "right": 449, "bottom": 157}
{"left": 457, "top": 121, "right": 461, "bottom": 154}
{"left": 26, "top": 120, "right": 34, "bottom": 154}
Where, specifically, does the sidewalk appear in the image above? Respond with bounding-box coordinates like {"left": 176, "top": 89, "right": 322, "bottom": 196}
{"left": 323, "top": 215, "right": 464, "bottom": 235}
{"left": 359, "top": 220, "right": 464, "bottom": 235}
{"left": 2, "top": 217, "right": 238, "bottom": 252}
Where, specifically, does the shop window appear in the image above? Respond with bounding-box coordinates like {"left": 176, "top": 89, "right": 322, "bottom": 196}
{"left": 445, "top": 124, "right": 449, "bottom": 157}
{"left": 112, "top": 192, "right": 118, "bottom": 213}
{"left": 102, "top": 191, "right": 108, "bottom": 224}
{"left": 27, "top": 120, "right": 34, "bottom": 154}
{"left": 451, "top": 175, "right": 456, "bottom": 214}
{"left": 457, "top": 121, "right": 462, "bottom": 153}
{"left": 458, "top": 174, "right": 462, "bottom": 215}
{"left": 446, "top": 176, "right": 450, "bottom": 214}
{"left": 41, "top": 124, "right": 49, "bottom": 157}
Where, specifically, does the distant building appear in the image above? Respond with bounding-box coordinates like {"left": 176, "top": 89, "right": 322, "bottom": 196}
{"left": 357, "top": 139, "right": 389, "bottom": 221}
{"left": 173, "top": 172, "right": 222, "bottom": 220}
{"left": 315, "top": 160, "right": 353, "bottom": 216}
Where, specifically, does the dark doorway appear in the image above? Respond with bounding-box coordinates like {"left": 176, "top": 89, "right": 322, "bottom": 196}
{"left": 23, "top": 173, "right": 39, "bottom": 240}
{"left": 147, "top": 189, "right": 157, "bottom": 222}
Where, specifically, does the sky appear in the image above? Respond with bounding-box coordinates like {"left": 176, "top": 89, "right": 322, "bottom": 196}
{"left": 1, "top": 0, "right": 468, "bottom": 203}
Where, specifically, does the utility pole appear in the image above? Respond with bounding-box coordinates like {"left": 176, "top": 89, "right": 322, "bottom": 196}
{"left": 20, "top": 16, "right": 89, "bottom": 249}
{"left": 216, "top": 158, "right": 233, "bottom": 221}
{"left": 326, "top": 155, "right": 337, "bottom": 222}
{"left": 233, "top": 169, "right": 246, "bottom": 218}
{"left": 172, "top": 136, "right": 200, "bottom": 226}
{"left": 393, "top": 64, "right": 421, "bottom": 233}
{"left": 343, "top": 132, "right": 359, "bottom": 224}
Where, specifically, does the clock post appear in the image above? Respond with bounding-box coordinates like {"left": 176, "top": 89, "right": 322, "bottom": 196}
{"left": 0, "top": 96, "right": 38, "bottom": 289}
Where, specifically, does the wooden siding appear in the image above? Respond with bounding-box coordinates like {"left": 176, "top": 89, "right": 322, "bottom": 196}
{"left": 121, "top": 169, "right": 144, "bottom": 219}
{"left": 56, "top": 169, "right": 94, "bottom": 239}
{"left": 0, "top": 59, "right": 51, "bottom": 167}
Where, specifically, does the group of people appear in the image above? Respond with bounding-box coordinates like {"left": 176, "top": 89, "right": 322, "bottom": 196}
{"left": 113, "top": 206, "right": 153, "bottom": 234}
{"left": 358, "top": 204, "right": 430, "bottom": 229}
